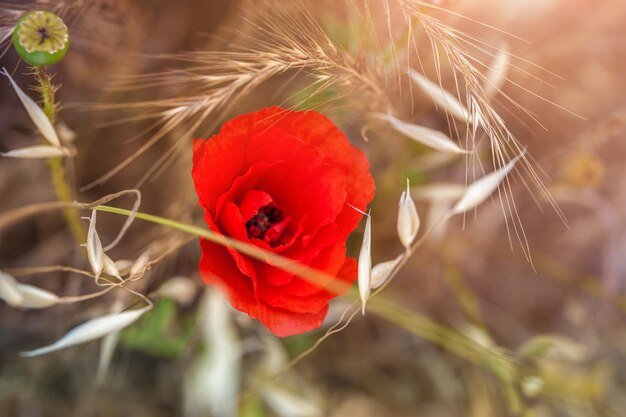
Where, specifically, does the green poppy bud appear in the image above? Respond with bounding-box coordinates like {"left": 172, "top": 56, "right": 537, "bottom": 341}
{"left": 12, "top": 11, "right": 69, "bottom": 67}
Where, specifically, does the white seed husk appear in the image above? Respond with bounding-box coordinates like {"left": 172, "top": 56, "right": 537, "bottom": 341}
{"left": 1, "top": 67, "right": 61, "bottom": 146}
{"left": 56, "top": 121, "right": 77, "bottom": 143}
{"left": 371, "top": 255, "right": 404, "bottom": 289}
{"left": 357, "top": 213, "right": 372, "bottom": 314}
{"left": 15, "top": 284, "right": 60, "bottom": 308}
{"left": 1, "top": 145, "right": 71, "bottom": 159}
{"left": 397, "top": 180, "right": 420, "bottom": 249}
{"left": 21, "top": 306, "right": 150, "bottom": 357}
{"left": 378, "top": 113, "right": 468, "bottom": 154}
{"left": 130, "top": 250, "right": 151, "bottom": 278}
{"left": 158, "top": 276, "right": 197, "bottom": 306}
{"left": 103, "top": 254, "right": 122, "bottom": 281}
{"left": 87, "top": 210, "right": 104, "bottom": 279}
{"left": 0, "top": 272, "right": 61, "bottom": 309}
{"left": 451, "top": 154, "right": 522, "bottom": 215}
{"left": 114, "top": 259, "right": 134, "bottom": 274}
{"left": 0, "top": 271, "right": 24, "bottom": 307}
{"left": 408, "top": 69, "right": 471, "bottom": 123}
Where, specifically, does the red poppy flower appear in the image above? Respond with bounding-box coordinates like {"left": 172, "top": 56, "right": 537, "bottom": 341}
{"left": 192, "top": 106, "right": 375, "bottom": 336}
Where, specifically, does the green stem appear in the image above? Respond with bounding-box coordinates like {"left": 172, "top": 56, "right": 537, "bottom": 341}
{"left": 95, "top": 204, "right": 354, "bottom": 296}
{"left": 34, "top": 67, "right": 56, "bottom": 123}
{"left": 34, "top": 66, "right": 86, "bottom": 244}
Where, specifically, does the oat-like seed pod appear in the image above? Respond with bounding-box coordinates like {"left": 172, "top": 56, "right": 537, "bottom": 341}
{"left": 451, "top": 153, "right": 524, "bottom": 215}
{"left": 357, "top": 212, "right": 372, "bottom": 314}
{"left": 86, "top": 210, "right": 104, "bottom": 279}
{"left": 129, "top": 250, "right": 151, "bottom": 278}
{"left": 12, "top": 11, "right": 69, "bottom": 66}
{"left": 397, "top": 179, "right": 420, "bottom": 250}
{"left": 370, "top": 255, "right": 404, "bottom": 290}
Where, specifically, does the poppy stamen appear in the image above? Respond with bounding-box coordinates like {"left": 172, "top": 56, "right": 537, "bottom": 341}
{"left": 245, "top": 203, "right": 285, "bottom": 245}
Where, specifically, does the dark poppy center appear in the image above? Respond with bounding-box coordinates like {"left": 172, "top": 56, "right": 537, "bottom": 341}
{"left": 245, "top": 203, "right": 285, "bottom": 245}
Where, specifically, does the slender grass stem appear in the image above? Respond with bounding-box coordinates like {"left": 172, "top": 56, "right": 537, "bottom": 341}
{"left": 34, "top": 66, "right": 86, "bottom": 244}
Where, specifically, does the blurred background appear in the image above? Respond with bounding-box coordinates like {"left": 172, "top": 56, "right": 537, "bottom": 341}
{"left": 1, "top": 0, "right": 626, "bottom": 416}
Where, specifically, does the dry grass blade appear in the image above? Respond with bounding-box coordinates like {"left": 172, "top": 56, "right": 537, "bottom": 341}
{"left": 83, "top": 4, "right": 388, "bottom": 188}
{"left": 1, "top": 68, "right": 61, "bottom": 146}
{"left": 21, "top": 306, "right": 151, "bottom": 357}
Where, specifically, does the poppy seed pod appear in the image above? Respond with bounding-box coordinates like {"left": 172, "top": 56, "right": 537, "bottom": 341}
{"left": 12, "top": 11, "right": 69, "bottom": 66}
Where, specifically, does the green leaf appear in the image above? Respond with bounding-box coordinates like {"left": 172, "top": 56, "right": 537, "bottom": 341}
{"left": 119, "top": 299, "right": 197, "bottom": 357}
